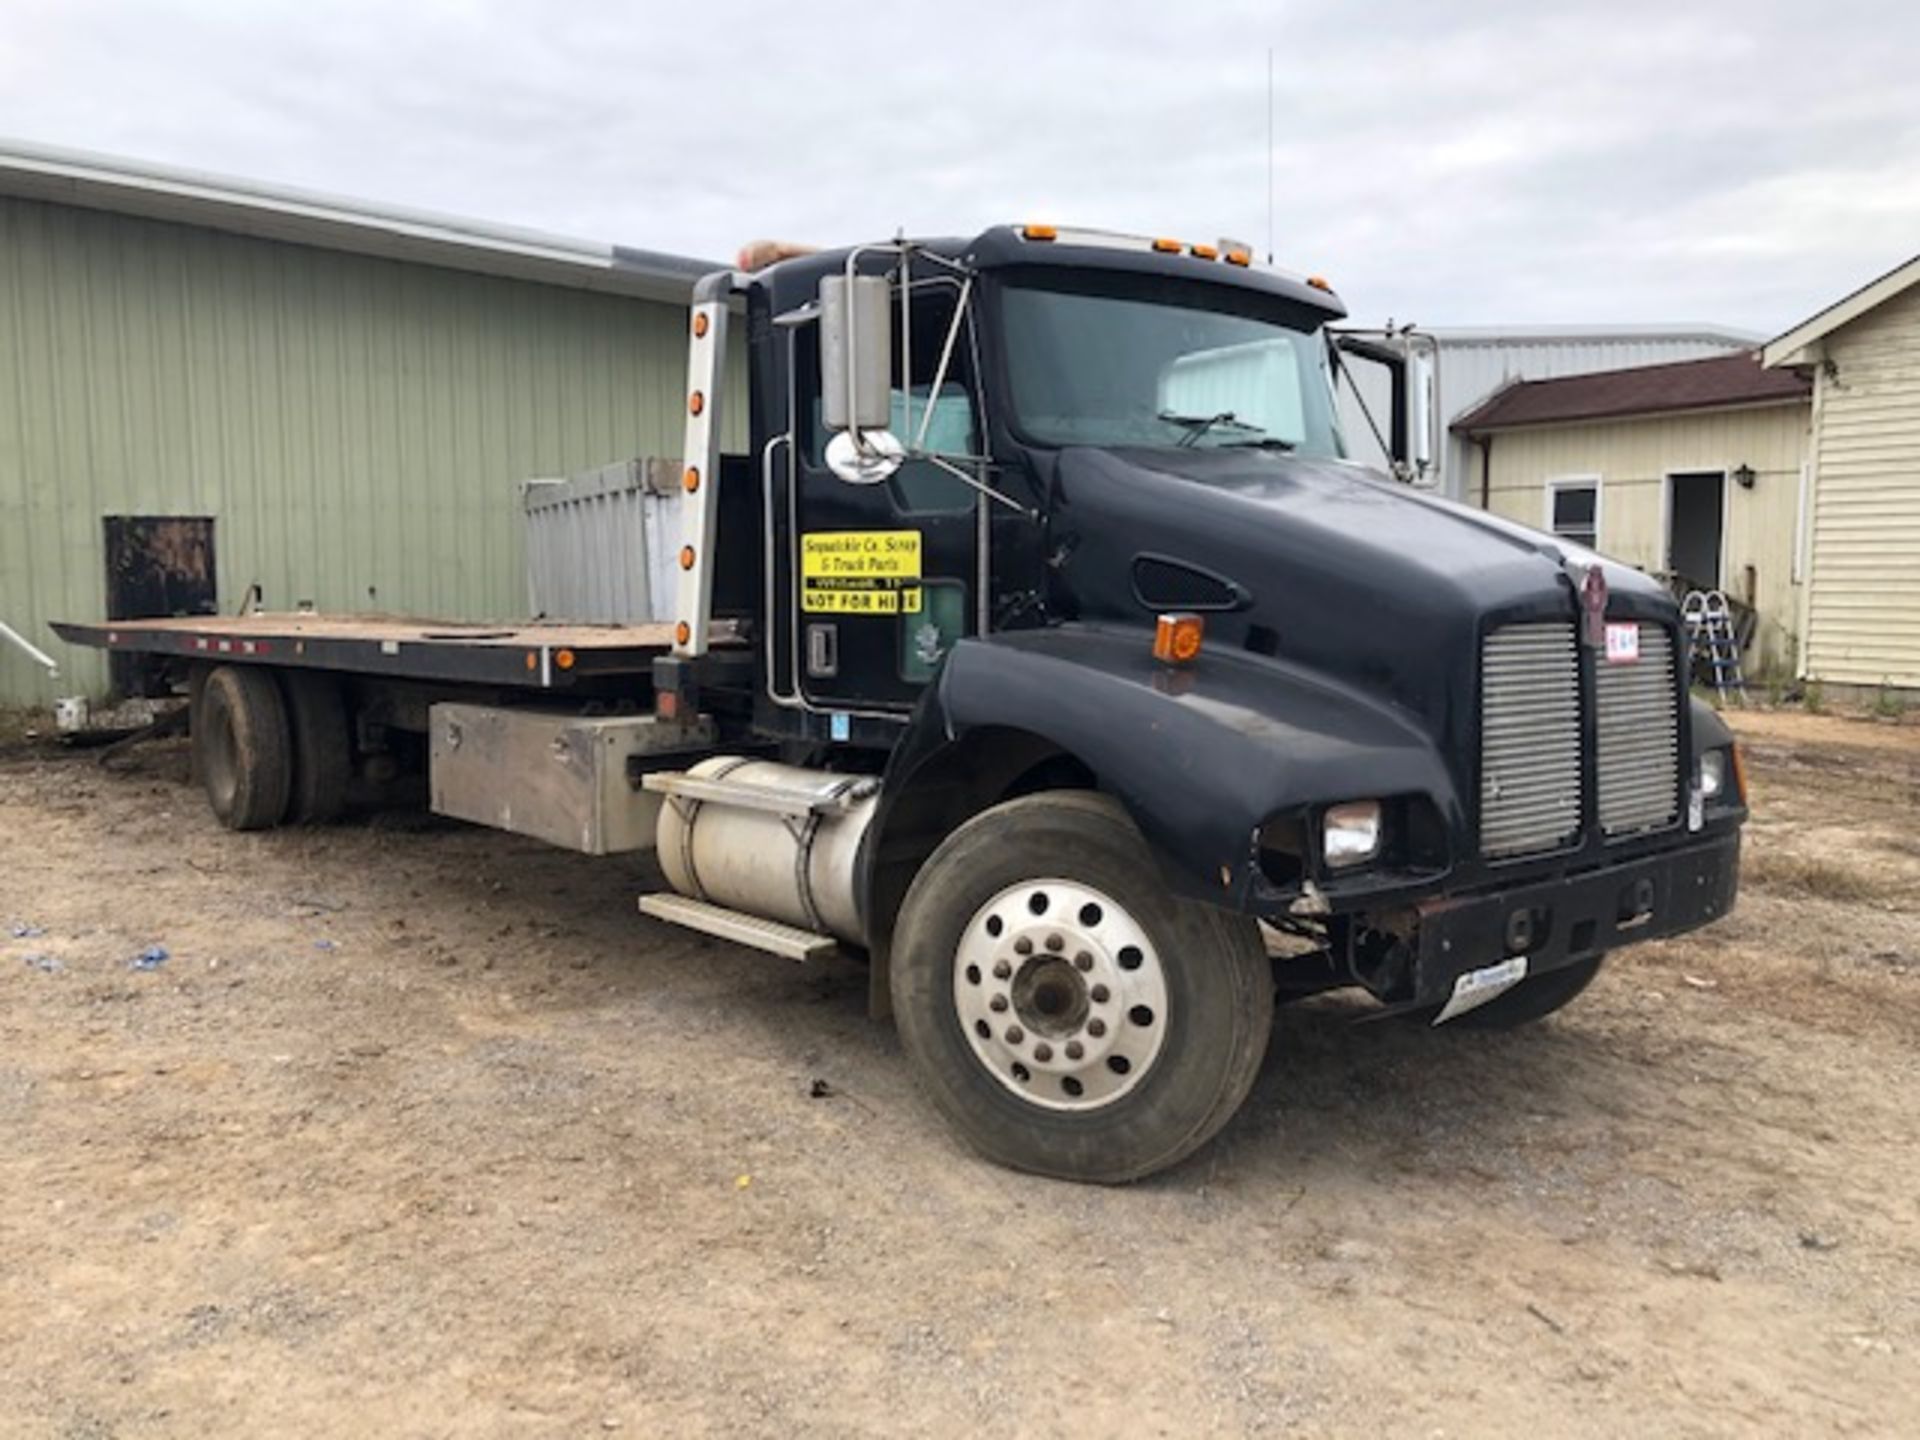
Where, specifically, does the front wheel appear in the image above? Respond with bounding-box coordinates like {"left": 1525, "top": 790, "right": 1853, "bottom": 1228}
{"left": 890, "top": 792, "right": 1274, "bottom": 1184}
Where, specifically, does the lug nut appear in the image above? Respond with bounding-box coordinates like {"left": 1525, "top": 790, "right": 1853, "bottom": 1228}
{"left": 1088, "top": 1018, "right": 1107, "bottom": 1038}
{"left": 989, "top": 995, "right": 1008, "bottom": 1013}
{"left": 1005, "top": 1026, "right": 1024, "bottom": 1045}
{"left": 1046, "top": 933, "right": 1064, "bottom": 952}
{"left": 1090, "top": 983, "right": 1110, "bottom": 1003}
{"left": 992, "top": 959, "right": 1012, "bottom": 979}
{"left": 1065, "top": 1041, "right": 1084, "bottom": 1060}
{"left": 1074, "top": 952, "right": 1093, "bottom": 972}
{"left": 1014, "top": 938, "right": 1033, "bottom": 956}
{"left": 1033, "top": 1042, "right": 1053, "bottom": 1062}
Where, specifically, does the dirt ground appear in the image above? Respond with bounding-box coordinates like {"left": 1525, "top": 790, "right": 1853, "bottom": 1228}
{"left": 2, "top": 708, "right": 1916, "bottom": 1438}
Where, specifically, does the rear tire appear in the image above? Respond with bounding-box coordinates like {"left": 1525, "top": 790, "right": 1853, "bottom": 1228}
{"left": 280, "top": 671, "right": 352, "bottom": 824}
{"left": 192, "top": 665, "right": 292, "bottom": 831}
{"left": 891, "top": 792, "right": 1274, "bottom": 1184}
{"left": 1420, "top": 954, "right": 1607, "bottom": 1030}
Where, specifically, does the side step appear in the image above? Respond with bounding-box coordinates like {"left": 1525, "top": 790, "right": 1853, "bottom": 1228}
{"left": 638, "top": 893, "right": 838, "bottom": 962}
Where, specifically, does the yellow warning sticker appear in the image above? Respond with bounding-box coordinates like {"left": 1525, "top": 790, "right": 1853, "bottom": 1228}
{"left": 801, "top": 531, "right": 923, "bottom": 614}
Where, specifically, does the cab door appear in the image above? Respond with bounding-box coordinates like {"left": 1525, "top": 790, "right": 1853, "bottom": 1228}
{"left": 788, "top": 277, "right": 985, "bottom": 712}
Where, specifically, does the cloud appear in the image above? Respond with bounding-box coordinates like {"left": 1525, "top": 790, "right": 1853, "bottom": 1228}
{"left": 1, "top": 0, "right": 1915, "bottom": 332}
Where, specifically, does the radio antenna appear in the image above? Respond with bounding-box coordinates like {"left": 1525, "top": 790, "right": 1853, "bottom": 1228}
{"left": 1266, "top": 47, "right": 1275, "bottom": 264}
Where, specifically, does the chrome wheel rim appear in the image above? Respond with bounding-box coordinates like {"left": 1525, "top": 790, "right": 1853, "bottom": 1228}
{"left": 953, "top": 878, "right": 1170, "bottom": 1111}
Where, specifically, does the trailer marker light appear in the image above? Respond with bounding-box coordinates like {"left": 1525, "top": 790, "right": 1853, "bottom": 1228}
{"left": 524, "top": 651, "right": 538, "bottom": 671}
{"left": 1225, "top": 249, "right": 1252, "bottom": 266}
{"left": 684, "top": 465, "right": 700, "bottom": 493}
{"left": 1152, "top": 237, "right": 1182, "bottom": 253}
{"left": 675, "top": 621, "right": 691, "bottom": 646}
{"left": 555, "top": 648, "right": 576, "bottom": 671}
{"left": 1190, "top": 242, "right": 1218, "bottom": 259}
{"left": 1153, "top": 612, "right": 1205, "bottom": 665}
{"left": 689, "top": 391, "right": 705, "bottom": 416}
{"left": 1021, "top": 223, "right": 1058, "bottom": 241}
{"left": 1307, "top": 275, "right": 1333, "bottom": 292}
{"left": 679, "top": 545, "right": 696, "bottom": 570}
{"left": 692, "top": 312, "right": 710, "bottom": 338}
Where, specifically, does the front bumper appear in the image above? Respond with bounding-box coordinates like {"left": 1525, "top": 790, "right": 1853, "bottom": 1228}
{"left": 1410, "top": 829, "right": 1741, "bottom": 1006}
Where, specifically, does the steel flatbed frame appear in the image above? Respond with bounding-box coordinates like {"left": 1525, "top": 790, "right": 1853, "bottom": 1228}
{"left": 52, "top": 614, "right": 744, "bottom": 691}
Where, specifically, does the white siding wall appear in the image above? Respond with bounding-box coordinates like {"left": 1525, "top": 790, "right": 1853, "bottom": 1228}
{"left": 1804, "top": 285, "right": 1920, "bottom": 689}
{"left": 1478, "top": 404, "right": 1810, "bottom": 674}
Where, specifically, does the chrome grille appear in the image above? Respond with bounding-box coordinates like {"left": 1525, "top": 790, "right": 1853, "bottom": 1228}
{"left": 1596, "top": 623, "right": 1680, "bottom": 836}
{"left": 1480, "top": 623, "right": 1582, "bottom": 857}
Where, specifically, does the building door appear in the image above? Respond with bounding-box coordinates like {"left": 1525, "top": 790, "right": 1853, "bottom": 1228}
{"left": 103, "top": 516, "right": 218, "bottom": 695}
{"left": 1667, "top": 472, "right": 1725, "bottom": 590}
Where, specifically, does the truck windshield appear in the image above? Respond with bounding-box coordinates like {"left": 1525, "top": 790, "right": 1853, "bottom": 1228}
{"left": 999, "top": 278, "right": 1345, "bottom": 458}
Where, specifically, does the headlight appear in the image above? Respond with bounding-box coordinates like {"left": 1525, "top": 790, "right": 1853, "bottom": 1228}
{"left": 1699, "top": 749, "right": 1728, "bottom": 801}
{"left": 1322, "top": 800, "right": 1383, "bottom": 867}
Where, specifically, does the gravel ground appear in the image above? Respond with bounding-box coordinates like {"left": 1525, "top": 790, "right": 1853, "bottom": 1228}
{"left": 1, "top": 707, "right": 1916, "bottom": 1437}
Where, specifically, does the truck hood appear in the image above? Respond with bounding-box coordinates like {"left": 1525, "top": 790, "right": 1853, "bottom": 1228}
{"left": 1046, "top": 445, "right": 1672, "bottom": 739}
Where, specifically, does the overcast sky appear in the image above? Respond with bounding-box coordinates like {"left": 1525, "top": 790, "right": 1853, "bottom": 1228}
{"left": 3, "top": 0, "right": 1916, "bottom": 334}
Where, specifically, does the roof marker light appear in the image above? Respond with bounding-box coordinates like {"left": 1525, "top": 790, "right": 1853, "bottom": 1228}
{"left": 1022, "top": 223, "right": 1059, "bottom": 241}
{"left": 1224, "top": 249, "right": 1252, "bottom": 267}
{"left": 1307, "top": 275, "right": 1334, "bottom": 292}
{"left": 1190, "top": 242, "right": 1218, "bottom": 260}
{"left": 1152, "top": 237, "right": 1182, "bottom": 253}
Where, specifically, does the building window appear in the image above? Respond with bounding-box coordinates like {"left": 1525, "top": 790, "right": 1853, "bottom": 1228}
{"left": 1545, "top": 477, "right": 1600, "bottom": 549}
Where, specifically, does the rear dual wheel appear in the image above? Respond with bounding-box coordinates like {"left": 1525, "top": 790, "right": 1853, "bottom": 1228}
{"left": 192, "top": 665, "right": 350, "bottom": 830}
{"left": 891, "top": 792, "right": 1274, "bottom": 1184}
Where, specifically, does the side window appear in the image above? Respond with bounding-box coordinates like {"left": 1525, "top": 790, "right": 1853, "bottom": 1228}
{"left": 796, "top": 282, "right": 982, "bottom": 514}
{"left": 1547, "top": 478, "right": 1599, "bottom": 549}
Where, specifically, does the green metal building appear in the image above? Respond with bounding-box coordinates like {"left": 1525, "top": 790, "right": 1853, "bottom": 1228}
{"left": 0, "top": 141, "right": 730, "bottom": 706}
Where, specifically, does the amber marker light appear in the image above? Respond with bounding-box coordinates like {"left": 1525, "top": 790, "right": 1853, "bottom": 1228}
{"left": 1153, "top": 612, "right": 1205, "bottom": 665}
{"left": 675, "top": 621, "right": 691, "bottom": 645}
{"left": 684, "top": 465, "right": 700, "bottom": 493}
{"left": 1731, "top": 743, "right": 1748, "bottom": 805}
{"left": 692, "top": 312, "right": 710, "bottom": 338}
{"left": 555, "top": 648, "right": 576, "bottom": 671}
{"left": 1225, "top": 249, "right": 1252, "bottom": 267}
{"left": 689, "top": 391, "right": 705, "bottom": 416}
{"left": 1022, "top": 223, "right": 1058, "bottom": 241}
{"left": 1152, "top": 237, "right": 1182, "bottom": 253}
{"left": 679, "top": 545, "right": 696, "bottom": 571}
{"left": 1190, "top": 242, "right": 1218, "bottom": 260}
{"left": 1307, "top": 275, "right": 1334, "bottom": 292}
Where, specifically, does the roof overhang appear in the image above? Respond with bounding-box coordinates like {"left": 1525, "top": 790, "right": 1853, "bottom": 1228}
{"left": 1762, "top": 252, "right": 1920, "bottom": 369}
{"left": 0, "top": 137, "right": 723, "bottom": 306}
{"left": 1452, "top": 393, "right": 1810, "bottom": 438}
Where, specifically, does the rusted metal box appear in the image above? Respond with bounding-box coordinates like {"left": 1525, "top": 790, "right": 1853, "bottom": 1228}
{"left": 428, "top": 703, "right": 713, "bottom": 855}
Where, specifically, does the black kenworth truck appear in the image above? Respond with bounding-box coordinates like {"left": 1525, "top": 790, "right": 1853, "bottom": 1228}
{"left": 60, "top": 224, "right": 1747, "bottom": 1183}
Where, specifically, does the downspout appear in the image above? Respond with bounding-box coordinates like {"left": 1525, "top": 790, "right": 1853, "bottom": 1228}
{"left": 1476, "top": 432, "right": 1494, "bottom": 510}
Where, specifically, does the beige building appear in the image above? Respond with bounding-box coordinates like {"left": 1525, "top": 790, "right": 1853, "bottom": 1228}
{"left": 1454, "top": 352, "right": 1812, "bottom": 676}
{"left": 1762, "top": 255, "right": 1920, "bottom": 693}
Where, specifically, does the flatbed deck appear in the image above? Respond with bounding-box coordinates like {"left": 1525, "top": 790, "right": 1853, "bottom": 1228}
{"left": 53, "top": 613, "right": 742, "bottom": 690}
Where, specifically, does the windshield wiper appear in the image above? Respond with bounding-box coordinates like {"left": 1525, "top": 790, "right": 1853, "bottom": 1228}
{"left": 1156, "top": 410, "right": 1264, "bottom": 447}
{"left": 1218, "top": 436, "right": 1296, "bottom": 452}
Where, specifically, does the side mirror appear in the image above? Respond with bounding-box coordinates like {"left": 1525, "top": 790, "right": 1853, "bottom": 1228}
{"left": 1405, "top": 341, "right": 1437, "bottom": 480}
{"left": 820, "top": 274, "right": 903, "bottom": 483}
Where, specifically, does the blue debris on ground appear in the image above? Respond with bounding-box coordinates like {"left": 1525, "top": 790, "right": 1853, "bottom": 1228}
{"left": 313, "top": 938, "right": 337, "bottom": 952}
{"left": 127, "top": 945, "right": 170, "bottom": 972}
{"left": 22, "top": 954, "right": 63, "bottom": 974}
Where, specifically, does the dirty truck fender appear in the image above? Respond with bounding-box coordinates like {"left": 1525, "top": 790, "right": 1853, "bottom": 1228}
{"left": 876, "top": 624, "right": 1462, "bottom": 914}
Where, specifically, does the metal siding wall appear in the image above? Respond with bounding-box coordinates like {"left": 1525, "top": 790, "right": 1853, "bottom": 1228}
{"left": 1480, "top": 404, "right": 1810, "bottom": 673}
{"left": 0, "top": 194, "right": 724, "bottom": 705}
{"left": 1804, "top": 286, "right": 1920, "bottom": 689}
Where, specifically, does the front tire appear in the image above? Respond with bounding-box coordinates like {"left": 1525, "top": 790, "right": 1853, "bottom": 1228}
{"left": 891, "top": 792, "right": 1274, "bottom": 1184}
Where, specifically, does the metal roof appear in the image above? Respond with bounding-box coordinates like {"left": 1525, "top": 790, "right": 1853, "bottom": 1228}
{"left": 0, "top": 137, "right": 723, "bottom": 305}
{"left": 1451, "top": 350, "right": 1810, "bottom": 434}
